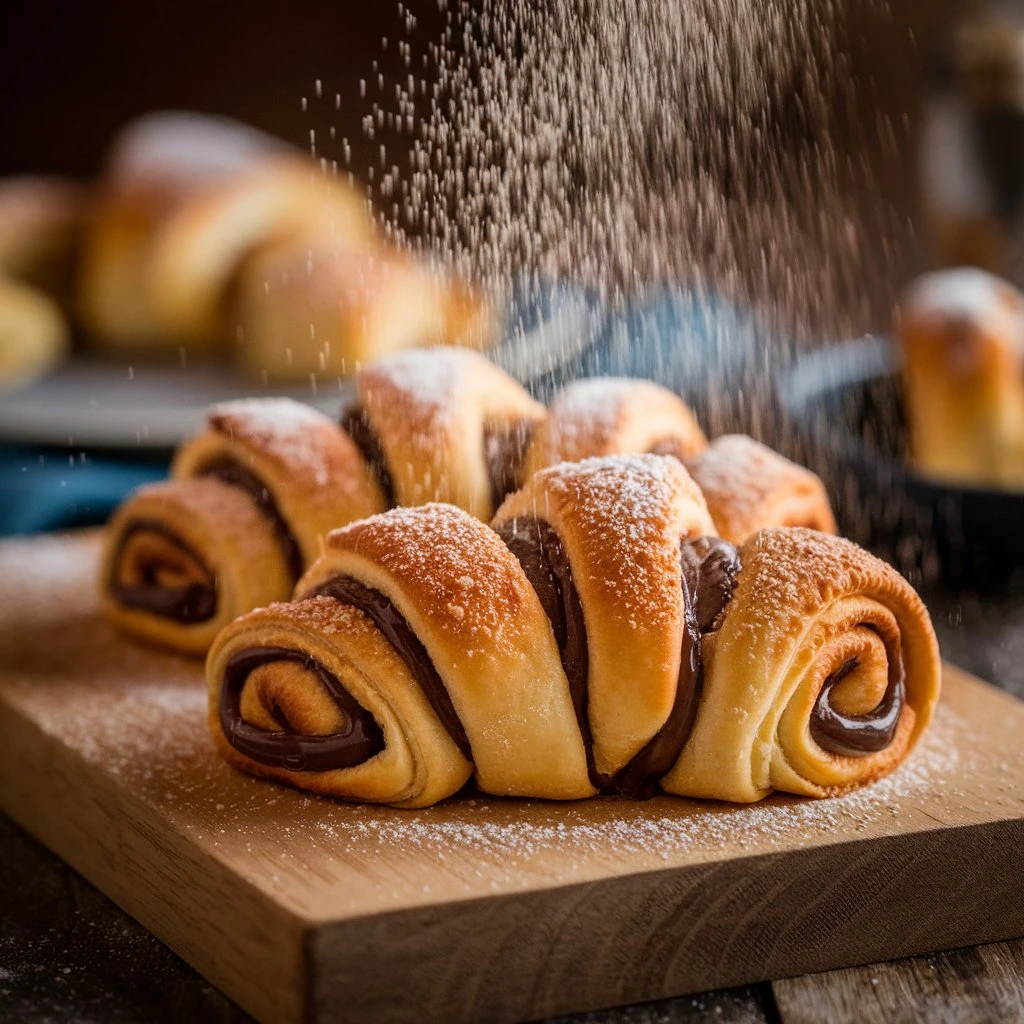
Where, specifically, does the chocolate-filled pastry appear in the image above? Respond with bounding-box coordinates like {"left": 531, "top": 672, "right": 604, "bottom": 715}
{"left": 342, "top": 347, "right": 546, "bottom": 520}
{"left": 493, "top": 455, "right": 716, "bottom": 787}
{"left": 207, "top": 454, "right": 941, "bottom": 807}
{"left": 102, "top": 398, "right": 385, "bottom": 654}
{"left": 523, "top": 377, "right": 707, "bottom": 478}
{"left": 897, "top": 268, "right": 1024, "bottom": 490}
{"left": 684, "top": 434, "right": 836, "bottom": 544}
{"left": 663, "top": 526, "right": 941, "bottom": 801}
{"left": 78, "top": 111, "right": 373, "bottom": 356}
{"left": 208, "top": 503, "right": 590, "bottom": 806}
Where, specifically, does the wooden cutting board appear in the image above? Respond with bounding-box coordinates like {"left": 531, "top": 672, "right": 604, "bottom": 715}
{"left": 1, "top": 531, "right": 1022, "bottom": 1024}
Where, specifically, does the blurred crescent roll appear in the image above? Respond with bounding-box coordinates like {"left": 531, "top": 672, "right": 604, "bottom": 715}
{"left": 0, "top": 176, "right": 85, "bottom": 300}
{"left": 77, "top": 111, "right": 374, "bottom": 356}
{"left": 897, "top": 267, "right": 1024, "bottom": 490}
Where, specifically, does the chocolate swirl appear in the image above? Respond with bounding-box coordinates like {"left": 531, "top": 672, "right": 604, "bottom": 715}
{"left": 495, "top": 518, "right": 743, "bottom": 796}
{"left": 339, "top": 403, "right": 397, "bottom": 508}
{"left": 810, "top": 651, "right": 906, "bottom": 757}
{"left": 198, "top": 457, "right": 304, "bottom": 581}
{"left": 220, "top": 646, "right": 384, "bottom": 771}
{"left": 341, "top": 402, "right": 533, "bottom": 515}
{"left": 309, "top": 576, "right": 472, "bottom": 758}
{"left": 495, "top": 517, "right": 593, "bottom": 772}
{"left": 484, "top": 420, "right": 535, "bottom": 511}
{"left": 109, "top": 520, "right": 218, "bottom": 622}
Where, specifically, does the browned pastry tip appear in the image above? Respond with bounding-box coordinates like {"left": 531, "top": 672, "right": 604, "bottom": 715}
{"left": 684, "top": 434, "right": 835, "bottom": 544}
{"left": 524, "top": 377, "right": 707, "bottom": 478}
{"left": 349, "top": 347, "right": 545, "bottom": 520}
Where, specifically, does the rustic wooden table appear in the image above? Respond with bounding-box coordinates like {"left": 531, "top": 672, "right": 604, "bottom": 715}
{"left": 2, "top": 581, "right": 1023, "bottom": 1024}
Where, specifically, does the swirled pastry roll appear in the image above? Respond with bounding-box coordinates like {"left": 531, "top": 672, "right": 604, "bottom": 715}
{"left": 663, "top": 527, "right": 941, "bottom": 801}
{"left": 206, "top": 454, "right": 940, "bottom": 806}
{"left": 208, "top": 504, "right": 591, "bottom": 806}
{"left": 103, "top": 398, "right": 385, "bottom": 654}
{"left": 524, "top": 377, "right": 707, "bottom": 478}
{"left": 340, "top": 347, "right": 546, "bottom": 520}
{"left": 684, "top": 434, "right": 836, "bottom": 543}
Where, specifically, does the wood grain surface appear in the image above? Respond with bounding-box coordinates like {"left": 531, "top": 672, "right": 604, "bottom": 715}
{"left": 0, "top": 531, "right": 1022, "bottom": 1024}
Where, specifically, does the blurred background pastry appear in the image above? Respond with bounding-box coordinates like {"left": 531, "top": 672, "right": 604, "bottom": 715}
{"left": 897, "top": 267, "right": 1024, "bottom": 491}
{"left": 234, "top": 238, "right": 492, "bottom": 382}
{"left": 77, "top": 110, "right": 375, "bottom": 358}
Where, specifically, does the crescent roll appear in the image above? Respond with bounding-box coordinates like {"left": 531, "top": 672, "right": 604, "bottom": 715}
{"left": 897, "top": 267, "right": 1024, "bottom": 490}
{"left": 206, "top": 454, "right": 940, "bottom": 807}
{"left": 78, "top": 111, "right": 373, "bottom": 356}
{"left": 234, "top": 242, "right": 449, "bottom": 383}
{"left": 524, "top": 377, "right": 707, "bottom": 478}
{"left": 340, "top": 347, "right": 546, "bottom": 520}
{"left": 102, "top": 398, "right": 385, "bottom": 653}
{"left": 684, "top": 434, "right": 836, "bottom": 543}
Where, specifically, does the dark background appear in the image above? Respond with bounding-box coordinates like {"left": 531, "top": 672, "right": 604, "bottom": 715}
{"left": 0, "top": 1, "right": 436, "bottom": 179}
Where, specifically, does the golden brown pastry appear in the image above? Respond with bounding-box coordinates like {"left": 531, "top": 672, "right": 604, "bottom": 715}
{"left": 102, "top": 398, "right": 385, "bottom": 654}
{"left": 340, "top": 347, "right": 546, "bottom": 520}
{"left": 684, "top": 434, "right": 836, "bottom": 543}
{"left": 663, "top": 526, "right": 941, "bottom": 801}
{"left": 205, "top": 453, "right": 940, "bottom": 806}
{"left": 0, "top": 176, "right": 84, "bottom": 302}
{"left": 0, "top": 276, "right": 69, "bottom": 390}
{"left": 78, "top": 111, "right": 373, "bottom": 356}
{"left": 234, "top": 242, "right": 450, "bottom": 383}
{"left": 898, "top": 268, "right": 1024, "bottom": 489}
{"left": 524, "top": 377, "right": 707, "bottom": 478}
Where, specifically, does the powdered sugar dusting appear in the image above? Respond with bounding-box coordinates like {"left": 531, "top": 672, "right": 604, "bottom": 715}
{"left": 207, "top": 397, "right": 337, "bottom": 486}
{"left": 326, "top": 502, "right": 538, "bottom": 657}
{"left": 2, "top": 533, "right": 1018, "bottom": 920}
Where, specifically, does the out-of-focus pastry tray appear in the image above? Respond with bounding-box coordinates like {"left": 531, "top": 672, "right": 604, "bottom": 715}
{"left": 1, "top": 531, "right": 1022, "bottom": 1024}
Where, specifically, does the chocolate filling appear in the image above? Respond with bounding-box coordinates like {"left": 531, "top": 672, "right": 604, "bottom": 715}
{"left": 110, "top": 520, "right": 217, "bottom": 623}
{"left": 220, "top": 646, "right": 384, "bottom": 771}
{"left": 809, "top": 650, "right": 906, "bottom": 757}
{"left": 340, "top": 403, "right": 534, "bottom": 514}
{"left": 607, "top": 536, "right": 742, "bottom": 796}
{"left": 495, "top": 517, "right": 743, "bottom": 796}
{"left": 679, "top": 536, "right": 743, "bottom": 633}
{"left": 494, "top": 517, "right": 594, "bottom": 775}
{"left": 309, "top": 576, "right": 472, "bottom": 758}
{"left": 199, "top": 458, "right": 304, "bottom": 581}
{"left": 484, "top": 420, "right": 535, "bottom": 511}
{"left": 339, "top": 404, "right": 396, "bottom": 507}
